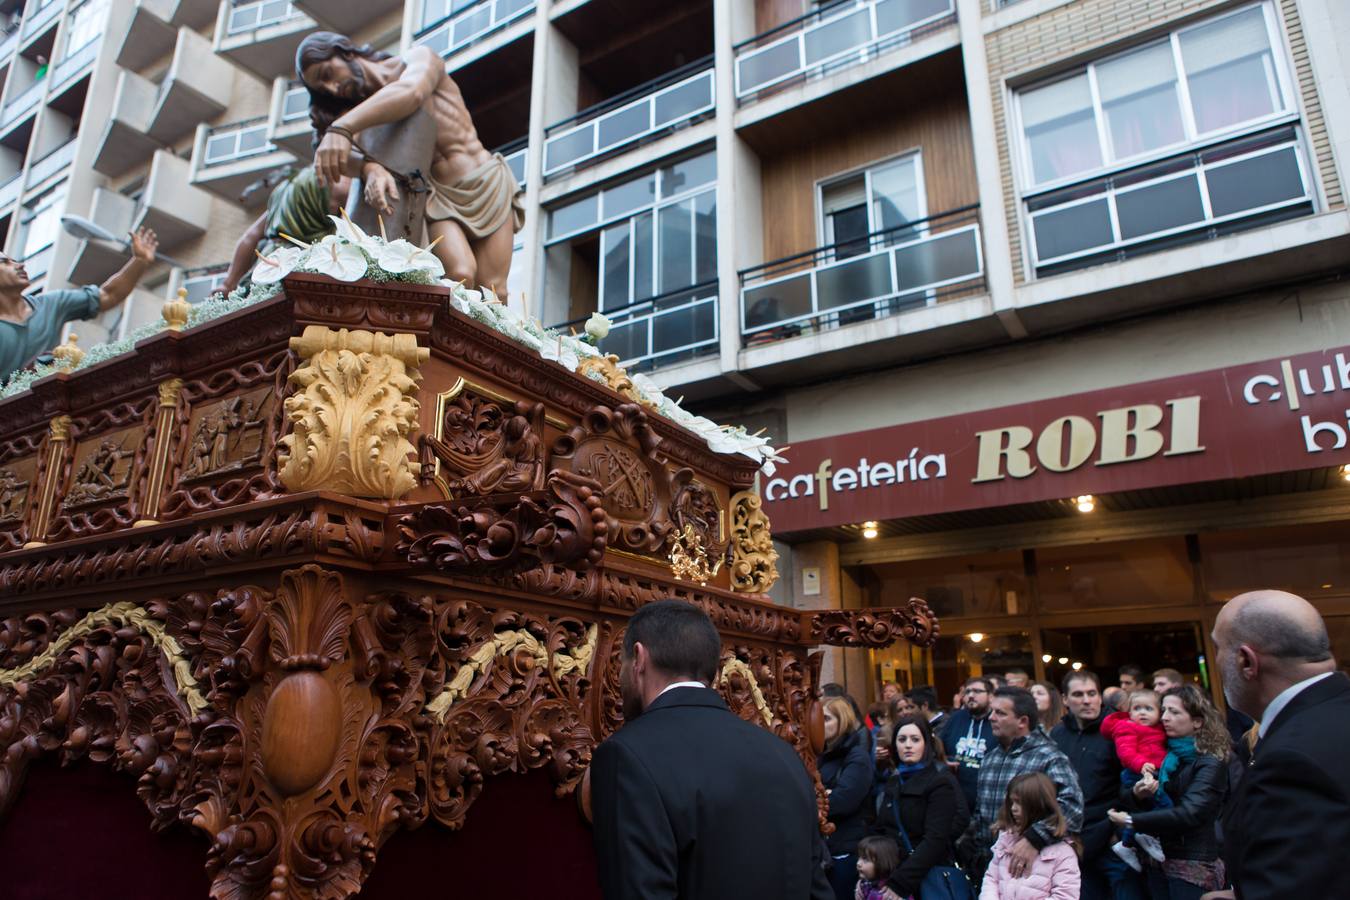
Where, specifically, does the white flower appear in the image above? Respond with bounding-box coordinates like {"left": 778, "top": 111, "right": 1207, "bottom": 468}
{"left": 250, "top": 246, "right": 306, "bottom": 284}
{"left": 706, "top": 430, "right": 744, "bottom": 455}
{"left": 329, "top": 214, "right": 381, "bottom": 253}
{"left": 585, "top": 312, "right": 611, "bottom": 340}
{"left": 377, "top": 239, "right": 445, "bottom": 277}
{"left": 308, "top": 235, "right": 368, "bottom": 281}
{"left": 539, "top": 336, "right": 579, "bottom": 372}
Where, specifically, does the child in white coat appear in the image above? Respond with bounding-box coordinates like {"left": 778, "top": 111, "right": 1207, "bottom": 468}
{"left": 980, "top": 772, "right": 1081, "bottom": 900}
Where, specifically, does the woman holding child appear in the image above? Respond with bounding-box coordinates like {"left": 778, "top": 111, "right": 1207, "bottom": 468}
{"left": 1108, "top": 684, "right": 1230, "bottom": 900}
{"left": 868, "top": 715, "right": 969, "bottom": 899}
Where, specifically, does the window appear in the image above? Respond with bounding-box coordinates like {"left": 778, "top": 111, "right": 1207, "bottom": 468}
{"left": 546, "top": 151, "right": 718, "bottom": 370}
{"left": 63, "top": 0, "right": 108, "bottom": 59}
{"left": 21, "top": 189, "right": 60, "bottom": 259}
{"left": 1015, "top": 3, "right": 1309, "bottom": 274}
{"left": 1016, "top": 4, "right": 1291, "bottom": 188}
{"left": 819, "top": 153, "right": 924, "bottom": 257}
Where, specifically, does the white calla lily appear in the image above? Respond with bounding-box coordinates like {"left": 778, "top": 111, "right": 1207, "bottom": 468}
{"left": 309, "top": 235, "right": 369, "bottom": 282}
{"left": 329, "top": 213, "right": 381, "bottom": 253}
{"left": 377, "top": 239, "right": 446, "bottom": 277}
{"left": 539, "top": 336, "right": 579, "bottom": 372}
{"left": 250, "top": 246, "right": 306, "bottom": 285}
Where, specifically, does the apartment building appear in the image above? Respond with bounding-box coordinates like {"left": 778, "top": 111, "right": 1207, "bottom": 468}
{"left": 10, "top": 0, "right": 1350, "bottom": 702}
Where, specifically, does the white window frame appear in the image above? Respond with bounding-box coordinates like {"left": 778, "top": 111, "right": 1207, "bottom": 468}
{"left": 814, "top": 149, "right": 928, "bottom": 260}
{"left": 1011, "top": 1, "right": 1296, "bottom": 196}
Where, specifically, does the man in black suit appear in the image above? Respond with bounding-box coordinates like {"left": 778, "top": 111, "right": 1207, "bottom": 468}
{"left": 590, "top": 600, "right": 833, "bottom": 899}
{"left": 1206, "top": 589, "right": 1350, "bottom": 900}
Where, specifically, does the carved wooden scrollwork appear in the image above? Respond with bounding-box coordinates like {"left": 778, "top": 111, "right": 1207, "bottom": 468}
{"left": 550, "top": 403, "right": 677, "bottom": 556}
{"left": 728, "top": 490, "right": 779, "bottom": 593}
{"left": 396, "top": 470, "right": 608, "bottom": 574}
{"left": 809, "top": 598, "right": 941, "bottom": 649}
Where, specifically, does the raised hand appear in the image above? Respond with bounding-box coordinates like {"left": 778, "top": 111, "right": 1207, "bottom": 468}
{"left": 129, "top": 227, "right": 158, "bottom": 263}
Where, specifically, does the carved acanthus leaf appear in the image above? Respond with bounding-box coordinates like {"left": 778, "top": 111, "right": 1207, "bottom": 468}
{"left": 728, "top": 490, "right": 778, "bottom": 593}
{"left": 809, "top": 598, "right": 940, "bottom": 649}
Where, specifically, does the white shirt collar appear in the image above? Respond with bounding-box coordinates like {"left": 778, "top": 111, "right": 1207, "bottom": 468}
{"left": 657, "top": 680, "right": 708, "bottom": 698}
{"left": 1257, "top": 671, "right": 1334, "bottom": 737}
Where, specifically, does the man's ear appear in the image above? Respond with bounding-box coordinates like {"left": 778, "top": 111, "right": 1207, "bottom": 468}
{"left": 1237, "top": 644, "right": 1260, "bottom": 681}
{"left": 631, "top": 641, "right": 648, "bottom": 675}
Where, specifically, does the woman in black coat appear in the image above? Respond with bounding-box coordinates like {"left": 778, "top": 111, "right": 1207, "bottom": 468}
{"left": 872, "top": 715, "right": 969, "bottom": 899}
{"left": 1109, "top": 684, "right": 1230, "bottom": 900}
{"left": 818, "top": 696, "right": 876, "bottom": 900}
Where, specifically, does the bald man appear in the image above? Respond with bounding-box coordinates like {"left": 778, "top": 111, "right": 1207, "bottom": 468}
{"left": 1204, "top": 590, "right": 1349, "bottom": 900}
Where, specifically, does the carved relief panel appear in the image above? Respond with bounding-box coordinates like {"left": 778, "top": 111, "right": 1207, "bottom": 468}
{"left": 45, "top": 397, "right": 156, "bottom": 542}
{"left": 159, "top": 349, "right": 290, "bottom": 521}
{"left": 420, "top": 378, "right": 548, "bottom": 499}
{"left": 0, "top": 453, "right": 37, "bottom": 550}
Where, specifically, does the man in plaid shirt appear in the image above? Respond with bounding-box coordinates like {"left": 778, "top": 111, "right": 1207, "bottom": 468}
{"left": 958, "top": 686, "right": 1085, "bottom": 883}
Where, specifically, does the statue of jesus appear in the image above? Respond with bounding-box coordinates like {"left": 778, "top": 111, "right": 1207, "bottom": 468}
{"left": 296, "top": 33, "right": 524, "bottom": 297}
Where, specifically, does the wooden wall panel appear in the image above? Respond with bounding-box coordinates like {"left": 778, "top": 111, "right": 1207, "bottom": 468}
{"left": 755, "top": 0, "right": 809, "bottom": 34}
{"left": 757, "top": 87, "right": 978, "bottom": 263}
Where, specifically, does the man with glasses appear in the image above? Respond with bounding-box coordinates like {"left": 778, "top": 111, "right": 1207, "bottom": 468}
{"left": 0, "top": 227, "right": 158, "bottom": 383}
{"left": 942, "top": 676, "right": 996, "bottom": 810}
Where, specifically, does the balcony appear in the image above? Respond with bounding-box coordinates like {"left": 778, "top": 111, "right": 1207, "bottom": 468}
{"left": 178, "top": 263, "right": 229, "bottom": 303}
{"left": 414, "top": 0, "right": 534, "bottom": 64}
{"left": 92, "top": 71, "right": 162, "bottom": 175}
{"left": 135, "top": 150, "right": 212, "bottom": 249}
{"left": 214, "top": 0, "right": 316, "bottom": 82}
{"left": 499, "top": 138, "right": 525, "bottom": 191}
{"left": 48, "top": 33, "right": 98, "bottom": 95}
{"left": 0, "top": 25, "right": 20, "bottom": 63}
{"left": 543, "top": 61, "right": 714, "bottom": 180}
{"left": 733, "top": 0, "right": 956, "bottom": 105}
{"left": 739, "top": 205, "right": 983, "bottom": 346}
{"left": 1024, "top": 125, "right": 1316, "bottom": 279}
{"left": 560, "top": 282, "right": 720, "bottom": 374}
{"left": 24, "top": 137, "right": 73, "bottom": 189}
{"left": 0, "top": 171, "right": 20, "bottom": 211}
{"left": 190, "top": 116, "right": 295, "bottom": 205}
{"left": 146, "top": 28, "right": 233, "bottom": 143}
{"left": 116, "top": 0, "right": 175, "bottom": 70}
{"left": 67, "top": 187, "right": 135, "bottom": 285}
{"left": 0, "top": 79, "right": 41, "bottom": 132}
{"left": 292, "top": 0, "right": 401, "bottom": 34}
{"left": 20, "top": 0, "right": 60, "bottom": 41}
{"left": 266, "top": 80, "right": 311, "bottom": 158}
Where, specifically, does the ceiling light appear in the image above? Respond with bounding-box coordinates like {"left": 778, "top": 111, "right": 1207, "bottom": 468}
{"left": 1041, "top": 654, "right": 1052, "bottom": 663}
{"left": 1057, "top": 657, "right": 1069, "bottom": 665}
{"left": 969, "top": 632, "right": 985, "bottom": 643}
{"left": 1071, "top": 661, "right": 1083, "bottom": 671}
{"left": 1075, "top": 494, "right": 1095, "bottom": 513}
{"left": 861, "top": 520, "right": 879, "bottom": 539}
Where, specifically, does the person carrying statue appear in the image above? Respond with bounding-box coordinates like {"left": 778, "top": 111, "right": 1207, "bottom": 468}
{"left": 221, "top": 166, "right": 352, "bottom": 296}
{"left": 296, "top": 33, "right": 524, "bottom": 297}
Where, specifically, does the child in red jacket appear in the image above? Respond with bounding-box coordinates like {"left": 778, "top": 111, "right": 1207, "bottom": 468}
{"left": 1101, "top": 690, "right": 1170, "bottom": 870}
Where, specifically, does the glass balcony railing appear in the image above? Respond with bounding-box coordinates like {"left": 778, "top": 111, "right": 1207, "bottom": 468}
{"left": 734, "top": 0, "right": 956, "bottom": 102}
{"left": 203, "top": 117, "right": 275, "bottom": 167}
{"left": 739, "top": 205, "right": 983, "bottom": 344}
{"left": 543, "top": 62, "right": 715, "bottom": 178}
{"left": 1026, "top": 125, "right": 1315, "bottom": 278}
{"left": 0, "top": 80, "right": 43, "bottom": 129}
{"left": 21, "top": 0, "right": 62, "bottom": 39}
{"left": 0, "top": 26, "right": 20, "bottom": 62}
{"left": 182, "top": 264, "right": 230, "bottom": 303}
{"left": 414, "top": 0, "right": 533, "bottom": 62}
{"left": 226, "top": 0, "right": 305, "bottom": 36}
{"left": 497, "top": 138, "right": 526, "bottom": 190}
{"left": 22, "top": 244, "right": 53, "bottom": 281}
{"left": 25, "top": 139, "right": 76, "bottom": 187}
{"left": 0, "top": 172, "right": 21, "bottom": 210}
{"left": 51, "top": 38, "right": 99, "bottom": 89}
{"left": 552, "top": 281, "right": 720, "bottom": 374}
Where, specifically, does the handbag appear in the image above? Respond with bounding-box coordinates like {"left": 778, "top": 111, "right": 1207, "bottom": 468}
{"left": 890, "top": 794, "right": 973, "bottom": 900}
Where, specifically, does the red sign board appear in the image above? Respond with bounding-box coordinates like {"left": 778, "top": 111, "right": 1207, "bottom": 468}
{"left": 762, "top": 347, "right": 1350, "bottom": 533}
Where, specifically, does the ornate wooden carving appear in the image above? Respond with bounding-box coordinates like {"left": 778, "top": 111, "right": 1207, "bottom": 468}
{"left": 728, "top": 490, "right": 779, "bottom": 593}
{"left": 159, "top": 350, "right": 291, "bottom": 522}
{"left": 45, "top": 395, "right": 157, "bottom": 542}
{"left": 279, "top": 326, "right": 429, "bottom": 500}
{"left": 420, "top": 383, "right": 546, "bottom": 497}
{"left": 809, "top": 598, "right": 941, "bottom": 649}
{"left": 550, "top": 404, "right": 680, "bottom": 556}
{"left": 396, "top": 470, "right": 607, "bottom": 574}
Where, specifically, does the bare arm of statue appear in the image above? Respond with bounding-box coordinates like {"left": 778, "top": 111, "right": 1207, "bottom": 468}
{"left": 222, "top": 213, "right": 268, "bottom": 295}
{"left": 314, "top": 46, "right": 441, "bottom": 187}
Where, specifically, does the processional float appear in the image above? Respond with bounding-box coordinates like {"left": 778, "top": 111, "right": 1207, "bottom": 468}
{"left": 0, "top": 240, "right": 938, "bottom": 898}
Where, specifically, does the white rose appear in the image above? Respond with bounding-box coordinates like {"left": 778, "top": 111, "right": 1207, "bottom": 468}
{"left": 585, "top": 312, "right": 611, "bottom": 340}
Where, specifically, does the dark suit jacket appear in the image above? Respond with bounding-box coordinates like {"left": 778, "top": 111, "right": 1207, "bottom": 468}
{"left": 591, "top": 686, "right": 833, "bottom": 900}
{"left": 1223, "top": 671, "right": 1350, "bottom": 900}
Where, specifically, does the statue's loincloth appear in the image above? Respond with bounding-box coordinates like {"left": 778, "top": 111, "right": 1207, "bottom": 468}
{"left": 425, "top": 153, "right": 525, "bottom": 240}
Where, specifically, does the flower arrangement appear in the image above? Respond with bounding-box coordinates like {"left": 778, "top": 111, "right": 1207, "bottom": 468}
{"left": 1, "top": 217, "right": 786, "bottom": 474}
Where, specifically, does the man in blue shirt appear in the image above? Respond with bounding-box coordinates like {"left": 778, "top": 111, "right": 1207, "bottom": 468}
{"left": 0, "top": 227, "right": 158, "bottom": 382}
